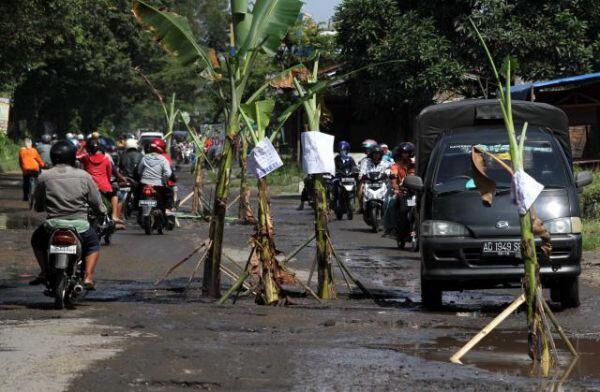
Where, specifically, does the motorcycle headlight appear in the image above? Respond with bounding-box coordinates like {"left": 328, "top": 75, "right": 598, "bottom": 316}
{"left": 421, "top": 220, "right": 470, "bottom": 237}
{"left": 544, "top": 217, "right": 581, "bottom": 234}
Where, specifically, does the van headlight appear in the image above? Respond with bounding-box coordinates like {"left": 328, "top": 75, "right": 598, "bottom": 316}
{"left": 421, "top": 220, "right": 470, "bottom": 237}
{"left": 544, "top": 217, "right": 581, "bottom": 234}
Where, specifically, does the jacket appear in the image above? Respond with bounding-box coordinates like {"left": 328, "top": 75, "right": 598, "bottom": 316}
{"left": 138, "top": 153, "right": 172, "bottom": 186}
{"left": 34, "top": 164, "right": 107, "bottom": 220}
{"left": 119, "top": 149, "right": 143, "bottom": 178}
{"left": 19, "top": 147, "right": 45, "bottom": 173}
{"left": 36, "top": 143, "right": 53, "bottom": 168}
{"left": 79, "top": 152, "right": 113, "bottom": 192}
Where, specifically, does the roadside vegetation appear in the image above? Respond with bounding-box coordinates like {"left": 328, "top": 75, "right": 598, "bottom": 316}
{"left": 0, "top": 134, "right": 20, "bottom": 173}
{"left": 580, "top": 170, "right": 600, "bottom": 250}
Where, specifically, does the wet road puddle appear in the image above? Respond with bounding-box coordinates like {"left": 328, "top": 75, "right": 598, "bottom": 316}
{"left": 368, "top": 330, "right": 600, "bottom": 385}
{"left": 0, "top": 213, "right": 40, "bottom": 230}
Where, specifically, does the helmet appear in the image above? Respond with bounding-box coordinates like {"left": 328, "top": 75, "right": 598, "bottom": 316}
{"left": 337, "top": 140, "right": 351, "bottom": 152}
{"left": 65, "top": 132, "right": 75, "bottom": 139}
{"left": 86, "top": 139, "right": 101, "bottom": 154}
{"left": 125, "top": 139, "right": 138, "bottom": 150}
{"left": 380, "top": 143, "right": 389, "bottom": 150}
{"left": 368, "top": 144, "right": 383, "bottom": 158}
{"left": 41, "top": 134, "right": 52, "bottom": 144}
{"left": 77, "top": 133, "right": 84, "bottom": 141}
{"left": 91, "top": 131, "right": 100, "bottom": 139}
{"left": 361, "top": 139, "right": 377, "bottom": 151}
{"left": 393, "top": 142, "right": 415, "bottom": 159}
{"left": 50, "top": 140, "right": 77, "bottom": 166}
{"left": 150, "top": 138, "right": 166, "bottom": 154}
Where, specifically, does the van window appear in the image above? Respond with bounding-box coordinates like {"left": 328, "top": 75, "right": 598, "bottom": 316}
{"left": 434, "top": 130, "right": 568, "bottom": 194}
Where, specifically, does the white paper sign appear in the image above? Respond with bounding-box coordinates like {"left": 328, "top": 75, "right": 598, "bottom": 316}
{"left": 511, "top": 170, "right": 544, "bottom": 215}
{"left": 248, "top": 137, "right": 283, "bottom": 178}
{"left": 301, "top": 131, "right": 335, "bottom": 175}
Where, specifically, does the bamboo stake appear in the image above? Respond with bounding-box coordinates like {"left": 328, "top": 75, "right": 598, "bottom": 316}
{"left": 540, "top": 294, "right": 579, "bottom": 357}
{"left": 281, "top": 233, "right": 316, "bottom": 264}
{"left": 327, "top": 236, "right": 373, "bottom": 299}
{"left": 218, "top": 270, "right": 250, "bottom": 304}
{"left": 222, "top": 251, "right": 246, "bottom": 273}
{"left": 536, "top": 292, "right": 559, "bottom": 364}
{"left": 450, "top": 294, "right": 526, "bottom": 364}
{"left": 306, "top": 255, "right": 317, "bottom": 286}
{"left": 186, "top": 242, "right": 213, "bottom": 288}
{"left": 226, "top": 194, "right": 241, "bottom": 211}
{"left": 179, "top": 191, "right": 194, "bottom": 206}
{"left": 278, "top": 263, "right": 321, "bottom": 303}
{"left": 155, "top": 240, "right": 207, "bottom": 285}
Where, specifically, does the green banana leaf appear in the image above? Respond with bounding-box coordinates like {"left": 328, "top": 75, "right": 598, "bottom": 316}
{"left": 241, "top": 100, "right": 276, "bottom": 140}
{"left": 133, "top": 0, "right": 215, "bottom": 73}
{"left": 238, "top": 0, "right": 303, "bottom": 57}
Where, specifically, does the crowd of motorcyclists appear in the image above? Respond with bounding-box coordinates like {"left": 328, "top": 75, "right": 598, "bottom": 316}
{"left": 19, "top": 131, "right": 178, "bottom": 304}
{"left": 301, "top": 138, "right": 419, "bottom": 250}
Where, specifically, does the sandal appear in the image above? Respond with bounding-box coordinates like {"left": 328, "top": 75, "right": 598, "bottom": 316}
{"left": 83, "top": 282, "right": 96, "bottom": 291}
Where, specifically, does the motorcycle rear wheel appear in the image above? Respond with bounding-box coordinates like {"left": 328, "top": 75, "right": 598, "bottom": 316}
{"left": 54, "top": 273, "right": 67, "bottom": 310}
{"left": 143, "top": 215, "right": 152, "bottom": 235}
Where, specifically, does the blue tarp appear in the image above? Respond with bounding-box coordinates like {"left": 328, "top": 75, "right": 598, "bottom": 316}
{"left": 510, "top": 72, "right": 600, "bottom": 100}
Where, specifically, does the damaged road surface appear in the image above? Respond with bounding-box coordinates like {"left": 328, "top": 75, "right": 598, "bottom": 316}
{"left": 2, "top": 171, "right": 600, "bottom": 391}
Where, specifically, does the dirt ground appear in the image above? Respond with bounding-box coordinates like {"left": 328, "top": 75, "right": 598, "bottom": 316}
{"left": 2, "top": 169, "right": 600, "bottom": 391}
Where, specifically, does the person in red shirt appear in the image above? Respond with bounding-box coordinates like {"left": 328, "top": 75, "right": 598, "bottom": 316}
{"left": 79, "top": 139, "right": 121, "bottom": 224}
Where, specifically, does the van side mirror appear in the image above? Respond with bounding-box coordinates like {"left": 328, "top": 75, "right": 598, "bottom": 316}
{"left": 576, "top": 171, "right": 593, "bottom": 189}
{"left": 403, "top": 175, "right": 424, "bottom": 191}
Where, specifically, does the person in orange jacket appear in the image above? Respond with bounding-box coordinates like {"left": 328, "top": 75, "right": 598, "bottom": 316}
{"left": 19, "top": 138, "right": 45, "bottom": 201}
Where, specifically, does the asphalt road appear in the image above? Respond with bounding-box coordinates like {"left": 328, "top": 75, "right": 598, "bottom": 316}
{"left": 2, "top": 168, "right": 600, "bottom": 391}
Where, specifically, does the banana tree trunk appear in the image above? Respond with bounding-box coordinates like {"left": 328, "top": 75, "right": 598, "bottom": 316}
{"left": 521, "top": 211, "right": 551, "bottom": 364}
{"left": 256, "top": 177, "right": 282, "bottom": 304}
{"left": 238, "top": 134, "right": 255, "bottom": 223}
{"left": 202, "top": 121, "right": 237, "bottom": 297}
{"left": 314, "top": 174, "right": 335, "bottom": 299}
{"left": 191, "top": 158, "right": 204, "bottom": 215}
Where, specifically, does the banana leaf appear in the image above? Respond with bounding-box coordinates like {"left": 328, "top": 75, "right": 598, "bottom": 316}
{"left": 238, "top": 0, "right": 303, "bottom": 57}
{"left": 241, "top": 100, "right": 276, "bottom": 139}
{"left": 133, "top": 0, "right": 216, "bottom": 74}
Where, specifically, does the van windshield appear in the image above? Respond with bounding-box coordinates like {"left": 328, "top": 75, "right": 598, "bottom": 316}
{"left": 433, "top": 129, "right": 569, "bottom": 194}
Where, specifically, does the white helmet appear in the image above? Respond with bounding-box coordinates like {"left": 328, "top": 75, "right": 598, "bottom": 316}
{"left": 66, "top": 132, "right": 74, "bottom": 139}
{"left": 77, "top": 133, "right": 84, "bottom": 141}
{"left": 125, "top": 139, "right": 139, "bottom": 150}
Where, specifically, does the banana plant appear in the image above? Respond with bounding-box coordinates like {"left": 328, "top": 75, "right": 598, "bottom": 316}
{"left": 237, "top": 129, "right": 255, "bottom": 223}
{"left": 133, "top": 0, "right": 303, "bottom": 297}
{"left": 291, "top": 55, "right": 335, "bottom": 299}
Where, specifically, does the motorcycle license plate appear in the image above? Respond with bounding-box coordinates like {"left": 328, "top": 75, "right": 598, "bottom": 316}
{"left": 120, "top": 187, "right": 131, "bottom": 192}
{"left": 482, "top": 241, "right": 521, "bottom": 257}
{"left": 49, "top": 245, "right": 77, "bottom": 254}
{"left": 139, "top": 200, "right": 157, "bottom": 206}
{"left": 407, "top": 196, "right": 416, "bottom": 207}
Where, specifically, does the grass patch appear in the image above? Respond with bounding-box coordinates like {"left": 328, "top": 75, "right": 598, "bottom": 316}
{"left": 583, "top": 220, "right": 600, "bottom": 251}
{"left": 206, "top": 160, "right": 304, "bottom": 193}
{"left": 0, "top": 134, "right": 20, "bottom": 173}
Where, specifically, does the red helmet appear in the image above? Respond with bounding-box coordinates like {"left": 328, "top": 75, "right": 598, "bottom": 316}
{"left": 150, "top": 138, "right": 166, "bottom": 154}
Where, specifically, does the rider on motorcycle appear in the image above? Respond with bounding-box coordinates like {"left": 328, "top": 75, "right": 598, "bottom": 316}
{"left": 380, "top": 143, "right": 394, "bottom": 163}
{"left": 137, "top": 138, "right": 173, "bottom": 210}
{"left": 383, "top": 142, "right": 416, "bottom": 234}
{"left": 29, "top": 140, "right": 107, "bottom": 290}
{"left": 358, "top": 144, "right": 391, "bottom": 212}
{"left": 37, "top": 134, "right": 53, "bottom": 169}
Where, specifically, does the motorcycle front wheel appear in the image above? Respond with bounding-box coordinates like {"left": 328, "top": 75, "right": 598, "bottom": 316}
{"left": 143, "top": 215, "right": 152, "bottom": 235}
{"left": 370, "top": 206, "right": 381, "bottom": 233}
{"left": 347, "top": 198, "right": 355, "bottom": 220}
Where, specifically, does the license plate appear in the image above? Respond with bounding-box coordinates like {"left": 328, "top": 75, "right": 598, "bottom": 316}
{"left": 49, "top": 245, "right": 77, "bottom": 254}
{"left": 482, "top": 241, "right": 521, "bottom": 257}
{"left": 120, "top": 187, "right": 131, "bottom": 192}
{"left": 407, "top": 196, "right": 416, "bottom": 207}
{"left": 139, "top": 200, "right": 157, "bottom": 206}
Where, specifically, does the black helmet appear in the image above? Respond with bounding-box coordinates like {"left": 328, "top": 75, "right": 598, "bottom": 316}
{"left": 368, "top": 145, "right": 383, "bottom": 158}
{"left": 50, "top": 140, "right": 77, "bottom": 166}
{"left": 393, "top": 142, "right": 415, "bottom": 159}
{"left": 41, "top": 134, "right": 52, "bottom": 144}
{"left": 86, "top": 139, "right": 100, "bottom": 154}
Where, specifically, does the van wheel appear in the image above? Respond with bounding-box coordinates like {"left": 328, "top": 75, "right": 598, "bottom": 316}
{"left": 550, "top": 286, "right": 561, "bottom": 303}
{"left": 559, "top": 277, "right": 580, "bottom": 309}
{"left": 421, "top": 278, "right": 442, "bottom": 309}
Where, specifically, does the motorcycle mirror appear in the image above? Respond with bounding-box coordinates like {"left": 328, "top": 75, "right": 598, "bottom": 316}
{"left": 403, "top": 175, "right": 424, "bottom": 191}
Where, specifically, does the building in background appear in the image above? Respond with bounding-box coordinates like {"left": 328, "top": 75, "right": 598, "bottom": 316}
{"left": 0, "top": 98, "right": 10, "bottom": 134}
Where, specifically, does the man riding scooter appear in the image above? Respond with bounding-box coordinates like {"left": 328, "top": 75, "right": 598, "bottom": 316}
{"left": 29, "top": 140, "right": 107, "bottom": 291}
{"left": 330, "top": 141, "right": 358, "bottom": 219}
{"left": 359, "top": 144, "right": 392, "bottom": 231}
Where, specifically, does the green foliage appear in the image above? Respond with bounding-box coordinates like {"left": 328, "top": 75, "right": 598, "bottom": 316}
{"left": 0, "top": 135, "right": 20, "bottom": 173}
{"left": 335, "top": 0, "right": 463, "bottom": 117}
{"left": 580, "top": 171, "right": 600, "bottom": 220}
{"left": 583, "top": 220, "right": 600, "bottom": 251}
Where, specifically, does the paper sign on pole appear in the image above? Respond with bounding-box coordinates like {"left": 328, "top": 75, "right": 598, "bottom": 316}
{"left": 511, "top": 170, "right": 544, "bottom": 215}
{"left": 301, "top": 131, "right": 335, "bottom": 175}
{"left": 248, "top": 137, "right": 283, "bottom": 178}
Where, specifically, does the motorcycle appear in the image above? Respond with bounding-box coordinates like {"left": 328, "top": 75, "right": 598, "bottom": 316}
{"left": 362, "top": 171, "right": 388, "bottom": 232}
{"left": 139, "top": 184, "right": 173, "bottom": 235}
{"left": 45, "top": 226, "right": 86, "bottom": 309}
{"left": 120, "top": 177, "right": 138, "bottom": 221}
{"left": 331, "top": 168, "right": 357, "bottom": 220}
{"left": 89, "top": 199, "right": 115, "bottom": 245}
{"left": 396, "top": 190, "right": 419, "bottom": 251}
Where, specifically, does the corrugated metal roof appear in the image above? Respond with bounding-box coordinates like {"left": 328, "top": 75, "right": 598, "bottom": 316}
{"left": 510, "top": 72, "right": 600, "bottom": 100}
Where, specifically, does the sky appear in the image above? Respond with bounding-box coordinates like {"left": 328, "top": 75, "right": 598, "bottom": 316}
{"left": 302, "top": 0, "right": 342, "bottom": 22}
